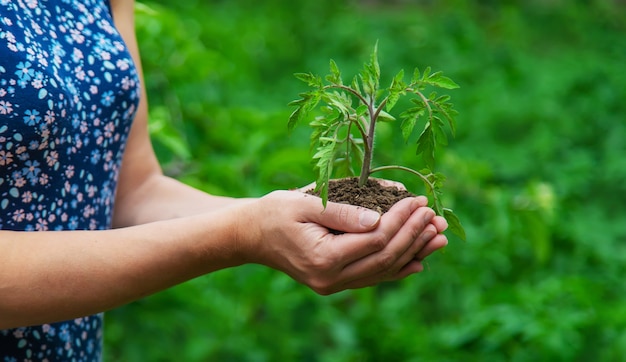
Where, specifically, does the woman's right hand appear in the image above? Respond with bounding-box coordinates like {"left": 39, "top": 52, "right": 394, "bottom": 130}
{"left": 234, "top": 190, "right": 448, "bottom": 295}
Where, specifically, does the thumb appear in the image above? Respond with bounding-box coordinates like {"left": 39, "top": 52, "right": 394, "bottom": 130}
{"left": 311, "top": 201, "right": 381, "bottom": 233}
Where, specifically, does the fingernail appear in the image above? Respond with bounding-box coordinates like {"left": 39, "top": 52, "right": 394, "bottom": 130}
{"left": 423, "top": 209, "right": 435, "bottom": 223}
{"left": 359, "top": 210, "right": 381, "bottom": 227}
{"left": 421, "top": 230, "right": 436, "bottom": 242}
{"left": 410, "top": 196, "right": 429, "bottom": 212}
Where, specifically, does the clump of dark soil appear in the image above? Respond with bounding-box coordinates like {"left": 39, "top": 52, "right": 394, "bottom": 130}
{"left": 307, "top": 177, "right": 415, "bottom": 214}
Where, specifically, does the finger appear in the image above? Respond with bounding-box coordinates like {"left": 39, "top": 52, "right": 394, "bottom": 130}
{"left": 328, "top": 196, "right": 427, "bottom": 260}
{"left": 307, "top": 194, "right": 428, "bottom": 234}
{"left": 348, "top": 222, "right": 437, "bottom": 285}
{"left": 338, "top": 203, "right": 435, "bottom": 281}
{"left": 312, "top": 212, "right": 442, "bottom": 293}
{"left": 431, "top": 215, "right": 448, "bottom": 233}
{"left": 332, "top": 259, "right": 425, "bottom": 292}
{"left": 414, "top": 234, "right": 449, "bottom": 261}
{"left": 298, "top": 196, "right": 381, "bottom": 233}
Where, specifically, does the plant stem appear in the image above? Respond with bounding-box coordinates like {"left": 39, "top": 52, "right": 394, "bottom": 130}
{"left": 359, "top": 101, "right": 377, "bottom": 186}
{"left": 358, "top": 96, "right": 390, "bottom": 186}
{"left": 408, "top": 87, "right": 433, "bottom": 119}
{"left": 369, "top": 165, "right": 439, "bottom": 206}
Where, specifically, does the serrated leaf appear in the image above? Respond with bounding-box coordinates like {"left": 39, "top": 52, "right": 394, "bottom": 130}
{"left": 287, "top": 97, "right": 310, "bottom": 131}
{"left": 312, "top": 142, "right": 336, "bottom": 207}
{"left": 444, "top": 208, "right": 466, "bottom": 240}
{"left": 360, "top": 72, "right": 375, "bottom": 98}
{"left": 360, "top": 45, "right": 381, "bottom": 99}
{"left": 427, "top": 71, "right": 460, "bottom": 89}
{"left": 370, "top": 41, "right": 381, "bottom": 81}
{"left": 295, "top": 72, "right": 321, "bottom": 87}
{"left": 400, "top": 115, "right": 417, "bottom": 142}
{"left": 324, "top": 91, "right": 351, "bottom": 116}
{"left": 327, "top": 59, "right": 343, "bottom": 85}
{"left": 386, "top": 92, "right": 400, "bottom": 112}
{"left": 377, "top": 110, "right": 396, "bottom": 122}
{"left": 399, "top": 106, "right": 425, "bottom": 142}
{"left": 288, "top": 105, "right": 304, "bottom": 132}
{"left": 350, "top": 137, "right": 365, "bottom": 171}
{"left": 386, "top": 69, "right": 406, "bottom": 111}
{"left": 416, "top": 123, "right": 435, "bottom": 169}
{"left": 351, "top": 75, "right": 361, "bottom": 96}
{"left": 287, "top": 92, "right": 321, "bottom": 131}
{"left": 432, "top": 195, "right": 444, "bottom": 216}
{"left": 421, "top": 66, "right": 432, "bottom": 81}
{"left": 316, "top": 179, "right": 329, "bottom": 208}
{"left": 356, "top": 104, "right": 368, "bottom": 118}
{"left": 391, "top": 69, "right": 405, "bottom": 89}
{"left": 432, "top": 116, "right": 448, "bottom": 146}
{"left": 412, "top": 67, "right": 421, "bottom": 84}
{"left": 432, "top": 172, "right": 446, "bottom": 189}
{"left": 433, "top": 100, "right": 458, "bottom": 137}
{"left": 334, "top": 156, "right": 354, "bottom": 178}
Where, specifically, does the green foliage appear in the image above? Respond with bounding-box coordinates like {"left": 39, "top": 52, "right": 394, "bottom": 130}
{"left": 105, "top": 1, "right": 626, "bottom": 361}
{"left": 288, "top": 44, "right": 464, "bottom": 238}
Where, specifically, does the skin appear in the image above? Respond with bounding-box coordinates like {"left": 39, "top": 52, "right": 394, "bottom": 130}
{"left": 0, "top": 0, "right": 448, "bottom": 329}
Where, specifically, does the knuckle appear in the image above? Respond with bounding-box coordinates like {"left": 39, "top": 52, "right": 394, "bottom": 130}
{"left": 308, "top": 253, "right": 335, "bottom": 272}
{"left": 375, "top": 251, "right": 396, "bottom": 272}
{"left": 336, "top": 204, "right": 351, "bottom": 225}
{"left": 308, "top": 277, "right": 335, "bottom": 296}
{"left": 368, "top": 233, "right": 389, "bottom": 252}
{"left": 409, "top": 225, "right": 423, "bottom": 243}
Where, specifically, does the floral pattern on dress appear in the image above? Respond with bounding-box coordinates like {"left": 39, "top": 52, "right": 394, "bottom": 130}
{"left": 0, "top": 0, "right": 140, "bottom": 360}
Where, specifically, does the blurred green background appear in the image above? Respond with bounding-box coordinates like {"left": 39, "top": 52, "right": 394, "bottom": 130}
{"left": 104, "top": 0, "right": 626, "bottom": 360}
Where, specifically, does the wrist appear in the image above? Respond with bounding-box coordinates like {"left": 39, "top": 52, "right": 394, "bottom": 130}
{"left": 227, "top": 198, "right": 265, "bottom": 266}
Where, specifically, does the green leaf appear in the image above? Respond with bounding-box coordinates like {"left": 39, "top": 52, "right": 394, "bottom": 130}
{"left": 433, "top": 98, "right": 458, "bottom": 137}
{"left": 399, "top": 104, "right": 426, "bottom": 142}
{"left": 432, "top": 116, "right": 449, "bottom": 146}
{"left": 360, "top": 72, "right": 375, "bottom": 98}
{"left": 324, "top": 91, "right": 352, "bottom": 117}
{"left": 356, "top": 104, "right": 368, "bottom": 118}
{"left": 432, "top": 193, "right": 444, "bottom": 215}
{"left": 377, "top": 110, "right": 396, "bottom": 122}
{"left": 349, "top": 137, "right": 365, "bottom": 171}
{"left": 432, "top": 171, "right": 446, "bottom": 189}
{"left": 370, "top": 42, "right": 381, "bottom": 83}
{"left": 444, "top": 208, "right": 466, "bottom": 240}
{"left": 312, "top": 141, "right": 336, "bottom": 207}
{"left": 287, "top": 92, "right": 321, "bottom": 131}
{"left": 416, "top": 123, "right": 435, "bottom": 169}
{"left": 421, "top": 66, "right": 432, "bottom": 81}
{"left": 334, "top": 156, "right": 354, "bottom": 178}
{"left": 426, "top": 71, "right": 460, "bottom": 89}
{"left": 294, "top": 72, "right": 322, "bottom": 87}
{"left": 360, "top": 44, "right": 381, "bottom": 99}
{"left": 386, "top": 69, "right": 406, "bottom": 111}
{"left": 411, "top": 67, "right": 421, "bottom": 84}
{"left": 351, "top": 75, "right": 361, "bottom": 96}
{"left": 326, "top": 59, "right": 342, "bottom": 85}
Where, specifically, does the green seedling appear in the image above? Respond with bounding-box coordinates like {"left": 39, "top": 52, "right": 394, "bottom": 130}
{"left": 288, "top": 43, "right": 465, "bottom": 240}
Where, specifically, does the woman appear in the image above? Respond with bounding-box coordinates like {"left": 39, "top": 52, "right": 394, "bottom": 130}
{"left": 0, "top": 0, "right": 448, "bottom": 359}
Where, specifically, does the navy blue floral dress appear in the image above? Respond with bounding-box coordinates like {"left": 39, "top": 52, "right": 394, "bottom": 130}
{"left": 0, "top": 0, "right": 140, "bottom": 360}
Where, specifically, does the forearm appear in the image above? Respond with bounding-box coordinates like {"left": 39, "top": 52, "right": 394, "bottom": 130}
{"left": 0, "top": 208, "right": 244, "bottom": 329}
{"left": 113, "top": 173, "right": 254, "bottom": 228}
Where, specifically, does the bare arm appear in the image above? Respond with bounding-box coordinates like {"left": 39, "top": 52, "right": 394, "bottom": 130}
{"left": 0, "top": 209, "right": 242, "bottom": 328}
{"left": 0, "top": 191, "right": 446, "bottom": 329}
